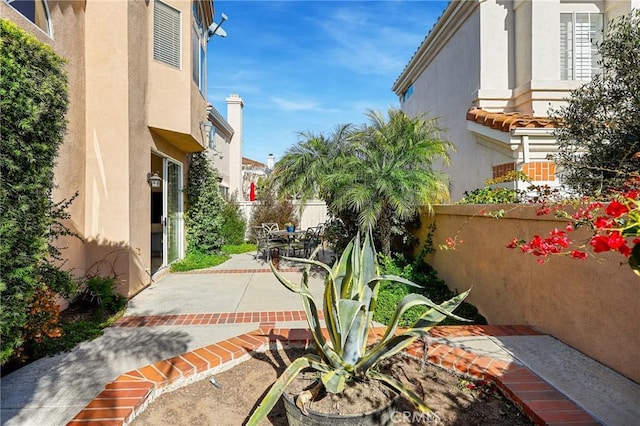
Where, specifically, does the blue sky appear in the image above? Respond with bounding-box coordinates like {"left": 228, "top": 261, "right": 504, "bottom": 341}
{"left": 207, "top": 0, "right": 449, "bottom": 164}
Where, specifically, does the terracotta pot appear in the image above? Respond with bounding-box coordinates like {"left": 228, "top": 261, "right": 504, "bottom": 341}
{"left": 282, "top": 389, "right": 398, "bottom": 426}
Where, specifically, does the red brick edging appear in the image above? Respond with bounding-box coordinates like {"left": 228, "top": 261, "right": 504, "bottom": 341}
{"left": 112, "top": 310, "right": 323, "bottom": 328}
{"left": 67, "top": 325, "right": 600, "bottom": 426}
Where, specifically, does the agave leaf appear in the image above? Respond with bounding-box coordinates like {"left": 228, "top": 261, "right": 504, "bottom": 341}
{"left": 344, "top": 232, "right": 361, "bottom": 299}
{"left": 280, "top": 254, "right": 333, "bottom": 276}
{"left": 333, "top": 238, "right": 355, "bottom": 299}
{"left": 355, "top": 333, "right": 420, "bottom": 373}
{"left": 358, "top": 231, "right": 376, "bottom": 298}
{"left": 323, "top": 273, "right": 342, "bottom": 354}
{"left": 367, "top": 370, "right": 434, "bottom": 415}
{"left": 410, "top": 289, "right": 472, "bottom": 331}
{"left": 341, "top": 302, "right": 368, "bottom": 365}
{"left": 246, "top": 353, "right": 328, "bottom": 425}
{"left": 376, "top": 274, "right": 423, "bottom": 288}
{"left": 370, "top": 290, "right": 471, "bottom": 354}
{"left": 321, "top": 369, "right": 348, "bottom": 394}
{"left": 337, "top": 300, "right": 364, "bottom": 349}
{"left": 270, "top": 261, "right": 332, "bottom": 362}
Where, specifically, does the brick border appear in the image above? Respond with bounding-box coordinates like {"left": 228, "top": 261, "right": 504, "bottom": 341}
{"left": 175, "top": 267, "right": 303, "bottom": 274}
{"left": 113, "top": 310, "right": 323, "bottom": 328}
{"left": 67, "top": 325, "right": 599, "bottom": 426}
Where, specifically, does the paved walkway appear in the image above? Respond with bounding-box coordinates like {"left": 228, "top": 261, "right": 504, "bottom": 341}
{"left": 1, "top": 252, "right": 639, "bottom": 425}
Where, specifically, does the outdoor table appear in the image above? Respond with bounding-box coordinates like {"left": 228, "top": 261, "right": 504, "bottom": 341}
{"left": 268, "top": 229, "right": 307, "bottom": 256}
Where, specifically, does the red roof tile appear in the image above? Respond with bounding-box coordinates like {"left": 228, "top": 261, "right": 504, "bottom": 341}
{"left": 242, "top": 157, "right": 266, "bottom": 168}
{"left": 467, "top": 107, "right": 556, "bottom": 132}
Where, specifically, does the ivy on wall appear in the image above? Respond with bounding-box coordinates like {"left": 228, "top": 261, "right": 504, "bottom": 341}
{"left": 0, "top": 19, "right": 69, "bottom": 363}
{"left": 184, "top": 152, "right": 225, "bottom": 254}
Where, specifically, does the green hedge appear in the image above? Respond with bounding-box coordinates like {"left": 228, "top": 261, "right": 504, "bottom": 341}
{"left": 0, "top": 19, "right": 69, "bottom": 363}
{"left": 184, "top": 152, "right": 225, "bottom": 254}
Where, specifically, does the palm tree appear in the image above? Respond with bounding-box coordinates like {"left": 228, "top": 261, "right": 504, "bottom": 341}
{"left": 331, "top": 108, "right": 452, "bottom": 255}
{"left": 273, "top": 108, "right": 453, "bottom": 256}
{"left": 273, "top": 124, "right": 354, "bottom": 204}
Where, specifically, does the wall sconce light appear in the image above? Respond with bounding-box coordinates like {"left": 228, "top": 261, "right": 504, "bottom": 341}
{"left": 200, "top": 120, "right": 223, "bottom": 158}
{"left": 147, "top": 172, "right": 162, "bottom": 189}
{"left": 200, "top": 120, "right": 214, "bottom": 149}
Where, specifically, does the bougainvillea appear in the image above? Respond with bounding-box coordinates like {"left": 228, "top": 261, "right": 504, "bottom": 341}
{"left": 508, "top": 180, "right": 640, "bottom": 275}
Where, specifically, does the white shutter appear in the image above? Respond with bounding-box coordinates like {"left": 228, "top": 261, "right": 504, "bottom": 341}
{"left": 154, "top": 1, "right": 181, "bottom": 69}
{"left": 560, "top": 13, "right": 603, "bottom": 81}
{"left": 575, "top": 14, "right": 591, "bottom": 80}
{"left": 560, "top": 13, "right": 573, "bottom": 80}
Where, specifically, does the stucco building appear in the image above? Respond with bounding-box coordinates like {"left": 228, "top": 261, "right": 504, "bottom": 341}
{"left": 393, "top": 0, "right": 638, "bottom": 201}
{"left": 1, "top": 0, "right": 227, "bottom": 296}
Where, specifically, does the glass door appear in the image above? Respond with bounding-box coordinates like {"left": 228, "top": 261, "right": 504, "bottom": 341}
{"left": 164, "top": 160, "right": 183, "bottom": 265}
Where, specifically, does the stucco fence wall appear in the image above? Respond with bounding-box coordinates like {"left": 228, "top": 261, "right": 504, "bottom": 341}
{"left": 417, "top": 204, "right": 639, "bottom": 383}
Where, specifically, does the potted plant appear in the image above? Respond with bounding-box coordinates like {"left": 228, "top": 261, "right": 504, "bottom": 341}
{"left": 285, "top": 222, "right": 296, "bottom": 232}
{"left": 246, "top": 230, "right": 471, "bottom": 425}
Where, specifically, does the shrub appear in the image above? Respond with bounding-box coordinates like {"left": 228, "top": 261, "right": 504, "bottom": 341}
{"left": 249, "top": 178, "right": 296, "bottom": 231}
{"left": 0, "top": 19, "right": 69, "bottom": 363}
{"left": 220, "top": 192, "right": 247, "bottom": 245}
{"left": 170, "top": 252, "right": 229, "bottom": 272}
{"left": 83, "top": 276, "right": 126, "bottom": 313}
{"left": 184, "top": 152, "right": 225, "bottom": 254}
{"left": 374, "top": 251, "right": 486, "bottom": 327}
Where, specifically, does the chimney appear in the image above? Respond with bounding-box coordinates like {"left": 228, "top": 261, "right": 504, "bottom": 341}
{"left": 226, "top": 94, "right": 244, "bottom": 195}
{"left": 267, "top": 153, "right": 275, "bottom": 171}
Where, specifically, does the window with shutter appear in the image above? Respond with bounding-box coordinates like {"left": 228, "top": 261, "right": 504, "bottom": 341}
{"left": 560, "top": 12, "right": 603, "bottom": 81}
{"left": 154, "top": 0, "right": 181, "bottom": 69}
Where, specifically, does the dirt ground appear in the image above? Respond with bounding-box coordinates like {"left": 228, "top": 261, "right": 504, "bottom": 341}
{"left": 133, "top": 347, "right": 533, "bottom": 426}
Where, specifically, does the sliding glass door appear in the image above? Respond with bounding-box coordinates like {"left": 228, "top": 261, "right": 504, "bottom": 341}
{"left": 164, "top": 159, "right": 183, "bottom": 265}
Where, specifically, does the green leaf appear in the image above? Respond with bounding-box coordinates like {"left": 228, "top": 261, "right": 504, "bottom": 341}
{"left": 367, "top": 370, "right": 434, "bottom": 415}
{"left": 246, "top": 354, "right": 327, "bottom": 425}
{"left": 321, "top": 369, "right": 348, "bottom": 394}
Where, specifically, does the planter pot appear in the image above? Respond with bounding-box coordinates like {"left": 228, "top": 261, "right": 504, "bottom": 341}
{"left": 286, "top": 226, "right": 295, "bottom": 232}
{"left": 282, "top": 389, "right": 398, "bottom": 426}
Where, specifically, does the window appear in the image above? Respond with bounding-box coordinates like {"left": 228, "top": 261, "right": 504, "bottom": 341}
{"left": 154, "top": 0, "right": 181, "bottom": 69}
{"left": 5, "top": 0, "right": 51, "bottom": 35}
{"left": 191, "top": 2, "right": 206, "bottom": 94}
{"left": 560, "top": 12, "right": 604, "bottom": 81}
{"left": 401, "top": 84, "right": 414, "bottom": 102}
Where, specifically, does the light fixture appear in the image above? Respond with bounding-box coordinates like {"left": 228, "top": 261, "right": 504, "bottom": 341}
{"left": 200, "top": 120, "right": 215, "bottom": 149}
{"left": 147, "top": 172, "right": 162, "bottom": 189}
{"left": 200, "top": 120, "right": 223, "bottom": 158}
{"left": 207, "top": 13, "right": 228, "bottom": 40}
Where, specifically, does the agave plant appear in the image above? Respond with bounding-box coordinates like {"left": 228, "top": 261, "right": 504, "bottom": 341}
{"left": 246, "top": 230, "right": 470, "bottom": 424}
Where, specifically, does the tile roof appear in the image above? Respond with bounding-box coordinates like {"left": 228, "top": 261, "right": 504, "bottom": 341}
{"left": 466, "top": 107, "right": 556, "bottom": 132}
{"left": 242, "top": 157, "right": 266, "bottom": 168}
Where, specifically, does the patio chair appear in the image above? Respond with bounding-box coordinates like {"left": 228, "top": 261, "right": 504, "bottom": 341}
{"left": 255, "top": 225, "right": 288, "bottom": 261}
{"left": 289, "top": 227, "right": 320, "bottom": 258}
{"left": 314, "top": 222, "right": 326, "bottom": 255}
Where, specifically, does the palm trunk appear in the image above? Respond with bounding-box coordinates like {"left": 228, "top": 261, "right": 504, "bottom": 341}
{"left": 378, "top": 210, "right": 392, "bottom": 257}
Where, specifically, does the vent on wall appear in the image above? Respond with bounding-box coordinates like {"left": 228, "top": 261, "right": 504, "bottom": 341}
{"left": 153, "top": 0, "right": 181, "bottom": 69}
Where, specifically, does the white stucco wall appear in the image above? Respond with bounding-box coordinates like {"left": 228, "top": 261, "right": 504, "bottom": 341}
{"left": 401, "top": 3, "right": 514, "bottom": 200}
{"left": 396, "top": 0, "right": 638, "bottom": 200}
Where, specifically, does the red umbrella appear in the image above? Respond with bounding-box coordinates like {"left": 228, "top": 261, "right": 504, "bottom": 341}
{"left": 249, "top": 182, "right": 256, "bottom": 201}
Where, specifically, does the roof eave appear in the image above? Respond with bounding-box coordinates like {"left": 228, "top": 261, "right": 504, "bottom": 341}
{"left": 392, "top": 0, "right": 478, "bottom": 95}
